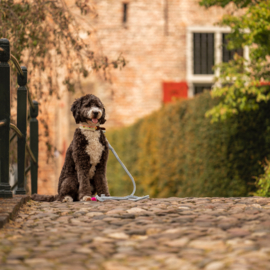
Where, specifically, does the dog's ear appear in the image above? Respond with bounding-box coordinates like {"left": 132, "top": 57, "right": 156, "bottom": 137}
{"left": 71, "top": 98, "right": 82, "bottom": 124}
{"left": 99, "top": 107, "right": 106, "bottom": 124}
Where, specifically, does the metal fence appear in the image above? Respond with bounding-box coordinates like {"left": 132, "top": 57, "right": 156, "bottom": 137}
{"left": 0, "top": 38, "right": 39, "bottom": 198}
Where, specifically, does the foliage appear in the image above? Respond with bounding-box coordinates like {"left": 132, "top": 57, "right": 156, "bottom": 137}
{"left": 253, "top": 160, "right": 270, "bottom": 197}
{"left": 199, "top": 0, "right": 270, "bottom": 122}
{"left": 0, "top": 0, "right": 125, "bottom": 158}
{"left": 1, "top": 0, "right": 125, "bottom": 97}
{"left": 106, "top": 92, "right": 270, "bottom": 198}
{"left": 200, "top": 0, "right": 261, "bottom": 8}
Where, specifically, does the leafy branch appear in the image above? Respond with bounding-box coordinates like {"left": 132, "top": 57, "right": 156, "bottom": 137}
{"left": 200, "top": 0, "right": 270, "bottom": 122}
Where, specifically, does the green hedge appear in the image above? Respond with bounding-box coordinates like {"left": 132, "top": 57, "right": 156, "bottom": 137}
{"left": 106, "top": 92, "right": 270, "bottom": 198}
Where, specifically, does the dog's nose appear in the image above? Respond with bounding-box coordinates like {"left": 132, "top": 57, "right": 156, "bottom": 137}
{"left": 93, "top": 111, "right": 99, "bottom": 117}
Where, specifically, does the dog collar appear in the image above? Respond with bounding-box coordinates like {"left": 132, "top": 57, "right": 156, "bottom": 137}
{"left": 80, "top": 125, "right": 106, "bottom": 133}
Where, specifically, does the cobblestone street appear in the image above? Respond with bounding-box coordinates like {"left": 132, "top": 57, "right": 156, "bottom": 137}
{"left": 1, "top": 197, "right": 270, "bottom": 270}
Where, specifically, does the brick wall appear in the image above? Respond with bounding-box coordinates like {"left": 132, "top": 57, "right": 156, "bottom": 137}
{"left": 87, "top": 0, "right": 230, "bottom": 126}
{"left": 37, "top": 0, "right": 232, "bottom": 194}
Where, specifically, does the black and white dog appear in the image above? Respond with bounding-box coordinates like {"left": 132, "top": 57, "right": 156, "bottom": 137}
{"left": 32, "top": 94, "right": 110, "bottom": 202}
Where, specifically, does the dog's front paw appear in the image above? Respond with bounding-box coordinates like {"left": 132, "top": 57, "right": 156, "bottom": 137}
{"left": 62, "top": 196, "right": 73, "bottom": 203}
{"left": 81, "top": 196, "right": 92, "bottom": 202}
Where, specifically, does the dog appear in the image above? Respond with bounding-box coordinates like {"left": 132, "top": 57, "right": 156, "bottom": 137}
{"left": 32, "top": 94, "right": 110, "bottom": 202}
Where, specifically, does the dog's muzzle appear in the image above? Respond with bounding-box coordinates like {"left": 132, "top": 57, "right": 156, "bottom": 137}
{"left": 87, "top": 107, "right": 103, "bottom": 124}
{"left": 93, "top": 111, "right": 99, "bottom": 118}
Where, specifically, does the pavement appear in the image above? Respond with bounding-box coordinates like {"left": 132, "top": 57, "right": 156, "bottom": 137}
{"left": 0, "top": 196, "right": 30, "bottom": 229}
{"left": 1, "top": 197, "right": 270, "bottom": 270}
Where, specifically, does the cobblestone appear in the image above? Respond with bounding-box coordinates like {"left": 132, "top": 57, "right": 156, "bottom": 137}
{"left": 1, "top": 197, "right": 270, "bottom": 269}
{"left": 0, "top": 196, "right": 30, "bottom": 228}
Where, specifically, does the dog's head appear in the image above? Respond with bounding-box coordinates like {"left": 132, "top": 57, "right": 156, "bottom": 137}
{"left": 71, "top": 94, "right": 106, "bottom": 125}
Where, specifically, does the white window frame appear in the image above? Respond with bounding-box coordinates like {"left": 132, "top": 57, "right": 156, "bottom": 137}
{"left": 186, "top": 26, "right": 249, "bottom": 97}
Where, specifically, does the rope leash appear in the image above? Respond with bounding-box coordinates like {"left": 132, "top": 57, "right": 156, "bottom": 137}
{"left": 95, "top": 141, "right": 149, "bottom": 202}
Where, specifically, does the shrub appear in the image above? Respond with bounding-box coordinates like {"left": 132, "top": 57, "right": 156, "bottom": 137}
{"left": 106, "top": 92, "right": 270, "bottom": 198}
{"left": 253, "top": 160, "right": 270, "bottom": 197}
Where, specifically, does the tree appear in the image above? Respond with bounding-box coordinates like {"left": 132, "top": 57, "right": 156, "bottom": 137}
{"left": 0, "top": 0, "right": 125, "bottom": 159}
{"left": 199, "top": 0, "right": 270, "bottom": 122}
{"left": 0, "top": 0, "right": 125, "bottom": 98}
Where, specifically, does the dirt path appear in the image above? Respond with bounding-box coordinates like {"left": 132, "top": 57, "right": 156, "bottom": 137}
{"left": 1, "top": 197, "right": 270, "bottom": 270}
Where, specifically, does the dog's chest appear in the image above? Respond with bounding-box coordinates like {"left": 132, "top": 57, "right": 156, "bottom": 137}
{"left": 81, "top": 130, "right": 104, "bottom": 165}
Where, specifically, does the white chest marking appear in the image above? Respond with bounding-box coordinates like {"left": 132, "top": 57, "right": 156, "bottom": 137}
{"left": 81, "top": 129, "right": 104, "bottom": 179}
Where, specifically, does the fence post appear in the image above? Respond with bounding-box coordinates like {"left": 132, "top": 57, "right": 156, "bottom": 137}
{"left": 15, "top": 66, "right": 27, "bottom": 195}
{"left": 0, "top": 39, "right": 12, "bottom": 198}
{"left": 30, "top": 101, "right": 38, "bottom": 194}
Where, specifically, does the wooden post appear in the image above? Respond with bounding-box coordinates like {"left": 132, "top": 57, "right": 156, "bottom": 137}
{"left": 30, "top": 101, "right": 38, "bottom": 194}
{"left": 15, "top": 66, "right": 27, "bottom": 195}
{"left": 0, "top": 39, "right": 12, "bottom": 198}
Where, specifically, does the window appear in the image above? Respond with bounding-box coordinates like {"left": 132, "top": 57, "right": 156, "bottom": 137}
{"left": 194, "top": 84, "right": 213, "bottom": 95}
{"left": 123, "top": 3, "right": 128, "bottom": 24}
{"left": 187, "top": 26, "right": 249, "bottom": 97}
{"left": 193, "top": 33, "right": 214, "bottom": 75}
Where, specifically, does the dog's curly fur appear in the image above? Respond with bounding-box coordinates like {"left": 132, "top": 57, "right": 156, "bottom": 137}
{"left": 32, "top": 94, "right": 110, "bottom": 202}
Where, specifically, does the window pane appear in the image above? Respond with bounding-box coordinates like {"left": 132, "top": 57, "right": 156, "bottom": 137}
{"left": 194, "top": 33, "right": 201, "bottom": 74}
{"left": 193, "top": 33, "right": 214, "bottom": 75}
{"left": 194, "top": 84, "right": 212, "bottom": 95}
{"left": 222, "top": 34, "right": 243, "bottom": 62}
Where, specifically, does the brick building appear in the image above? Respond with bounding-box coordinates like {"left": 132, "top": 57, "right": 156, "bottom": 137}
{"left": 37, "top": 0, "right": 244, "bottom": 194}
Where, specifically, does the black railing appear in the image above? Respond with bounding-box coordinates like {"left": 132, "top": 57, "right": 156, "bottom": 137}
{"left": 0, "top": 38, "right": 39, "bottom": 198}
